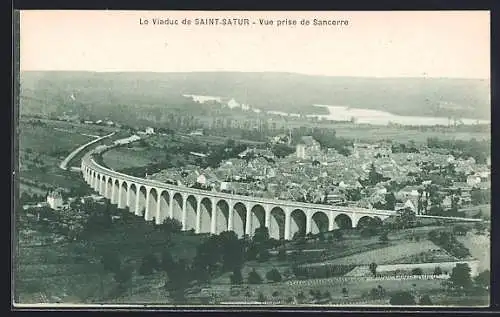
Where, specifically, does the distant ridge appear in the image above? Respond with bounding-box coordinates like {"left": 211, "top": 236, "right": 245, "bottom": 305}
{"left": 20, "top": 71, "right": 490, "bottom": 120}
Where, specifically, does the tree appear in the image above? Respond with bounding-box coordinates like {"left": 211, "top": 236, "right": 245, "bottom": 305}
{"left": 323, "top": 291, "right": 331, "bottom": 299}
{"left": 470, "top": 187, "right": 482, "bottom": 206}
{"left": 332, "top": 229, "right": 344, "bottom": 241}
{"left": 101, "top": 252, "right": 121, "bottom": 273}
{"left": 272, "top": 144, "right": 294, "bottom": 158}
{"left": 114, "top": 265, "right": 133, "bottom": 289}
{"left": 257, "top": 249, "right": 271, "bottom": 262}
{"left": 139, "top": 253, "right": 159, "bottom": 275}
{"left": 165, "top": 259, "right": 191, "bottom": 304}
{"left": 417, "top": 188, "right": 424, "bottom": 214}
{"left": 390, "top": 291, "right": 416, "bottom": 305}
{"left": 369, "top": 163, "right": 383, "bottom": 185}
{"left": 161, "top": 250, "right": 175, "bottom": 272}
{"left": 266, "top": 268, "right": 282, "bottom": 283}
{"left": 474, "top": 270, "right": 490, "bottom": 289}
{"left": 369, "top": 262, "right": 378, "bottom": 276}
{"left": 297, "top": 291, "right": 306, "bottom": 302}
{"left": 277, "top": 248, "right": 287, "bottom": 261}
{"left": 397, "top": 208, "right": 417, "bottom": 229}
{"left": 385, "top": 192, "right": 397, "bottom": 210}
{"left": 379, "top": 231, "right": 389, "bottom": 244}
{"left": 342, "top": 287, "right": 349, "bottom": 297}
{"left": 434, "top": 266, "right": 443, "bottom": 276}
{"left": 219, "top": 231, "right": 245, "bottom": 271}
{"left": 248, "top": 269, "right": 263, "bottom": 284}
{"left": 449, "top": 263, "right": 472, "bottom": 289}
{"left": 253, "top": 227, "right": 270, "bottom": 246}
{"left": 246, "top": 243, "right": 259, "bottom": 261}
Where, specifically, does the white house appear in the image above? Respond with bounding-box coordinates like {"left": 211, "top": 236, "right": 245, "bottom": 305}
{"left": 196, "top": 174, "right": 207, "bottom": 185}
{"left": 220, "top": 181, "right": 232, "bottom": 191}
{"left": 296, "top": 136, "right": 321, "bottom": 160}
{"left": 46, "top": 190, "right": 64, "bottom": 210}
{"left": 395, "top": 199, "right": 416, "bottom": 212}
{"left": 467, "top": 175, "right": 482, "bottom": 187}
{"left": 145, "top": 127, "right": 155, "bottom": 135}
{"left": 189, "top": 129, "right": 204, "bottom": 136}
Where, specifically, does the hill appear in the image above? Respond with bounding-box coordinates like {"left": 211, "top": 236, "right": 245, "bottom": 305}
{"left": 19, "top": 71, "right": 490, "bottom": 120}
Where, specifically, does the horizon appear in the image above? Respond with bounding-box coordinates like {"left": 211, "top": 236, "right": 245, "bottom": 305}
{"left": 19, "top": 70, "right": 490, "bottom": 81}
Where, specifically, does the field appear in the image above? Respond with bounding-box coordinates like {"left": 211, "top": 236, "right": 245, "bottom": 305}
{"left": 385, "top": 249, "right": 457, "bottom": 265}
{"left": 331, "top": 124, "right": 490, "bottom": 144}
{"left": 19, "top": 123, "right": 95, "bottom": 156}
{"left": 303, "top": 240, "right": 441, "bottom": 267}
{"left": 101, "top": 147, "right": 165, "bottom": 170}
{"left": 203, "top": 277, "right": 446, "bottom": 304}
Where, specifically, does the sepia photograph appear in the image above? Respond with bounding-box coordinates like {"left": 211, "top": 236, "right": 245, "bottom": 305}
{"left": 13, "top": 10, "right": 491, "bottom": 307}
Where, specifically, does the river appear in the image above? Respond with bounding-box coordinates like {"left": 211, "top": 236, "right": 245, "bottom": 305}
{"left": 183, "top": 94, "right": 490, "bottom": 127}
{"left": 308, "top": 105, "right": 490, "bottom": 126}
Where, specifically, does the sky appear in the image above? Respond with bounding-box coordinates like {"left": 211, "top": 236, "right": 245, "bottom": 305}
{"left": 20, "top": 10, "right": 490, "bottom": 79}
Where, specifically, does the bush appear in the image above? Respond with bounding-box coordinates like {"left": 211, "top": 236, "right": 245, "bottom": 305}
{"left": 139, "top": 253, "right": 159, "bottom": 275}
{"left": 266, "top": 268, "right": 282, "bottom": 283}
{"left": 419, "top": 294, "right": 433, "bottom": 305}
{"left": 297, "top": 291, "right": 306, "bottom": 301}
{"left": 257, "top": 292, "right": 266, "bottom": 302}
{"left": 248, "top": 269, "right": 263, "bottom": 284}
{"left": 101, "top": 252, "right": 121, "bottom": 273}
{"left": 114, "top": 265, "right": 133, "bottom": 286}
{"left": 379, "top": 232, "right": 389, "bottom": 243}
{"left": 474, "top": 270, "right": 490, "bottom": 289}
{"left": 159, "top": 217, "right": 182, "bottom": 233}
{"left": 161, "top": 251, "right": 175, "bottom": 272}
{"left": 390, "top": 291, "right": 416, "bottom": 305}
{"left": 412, "top": 268, "right": 423, "bottom": 276}
{"left": 230, "top": 269, "right": 243, "bottom": 285}
{"left": 257, "top": 249, "right": 270, "bottom": 262}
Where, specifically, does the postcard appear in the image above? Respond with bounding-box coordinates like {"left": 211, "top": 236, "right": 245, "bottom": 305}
{"left": 14, "top": 10, "right": 491, "bottom": 308}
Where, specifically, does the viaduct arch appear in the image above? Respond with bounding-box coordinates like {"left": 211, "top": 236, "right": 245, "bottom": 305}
{"left": 81, "top": 150, "right": 395, "bottom": 240}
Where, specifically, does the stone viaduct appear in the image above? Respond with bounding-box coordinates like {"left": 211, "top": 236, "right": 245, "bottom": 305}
{"left": 81, "top": 151, "right": 396, "bottom": 240}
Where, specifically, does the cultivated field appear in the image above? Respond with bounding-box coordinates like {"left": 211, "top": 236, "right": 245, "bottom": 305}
{"left": 303, "top": 240, "right": 441, "bottom": 267}
{"left": 19, "top": 123, "right": 95, "bottom": 156}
